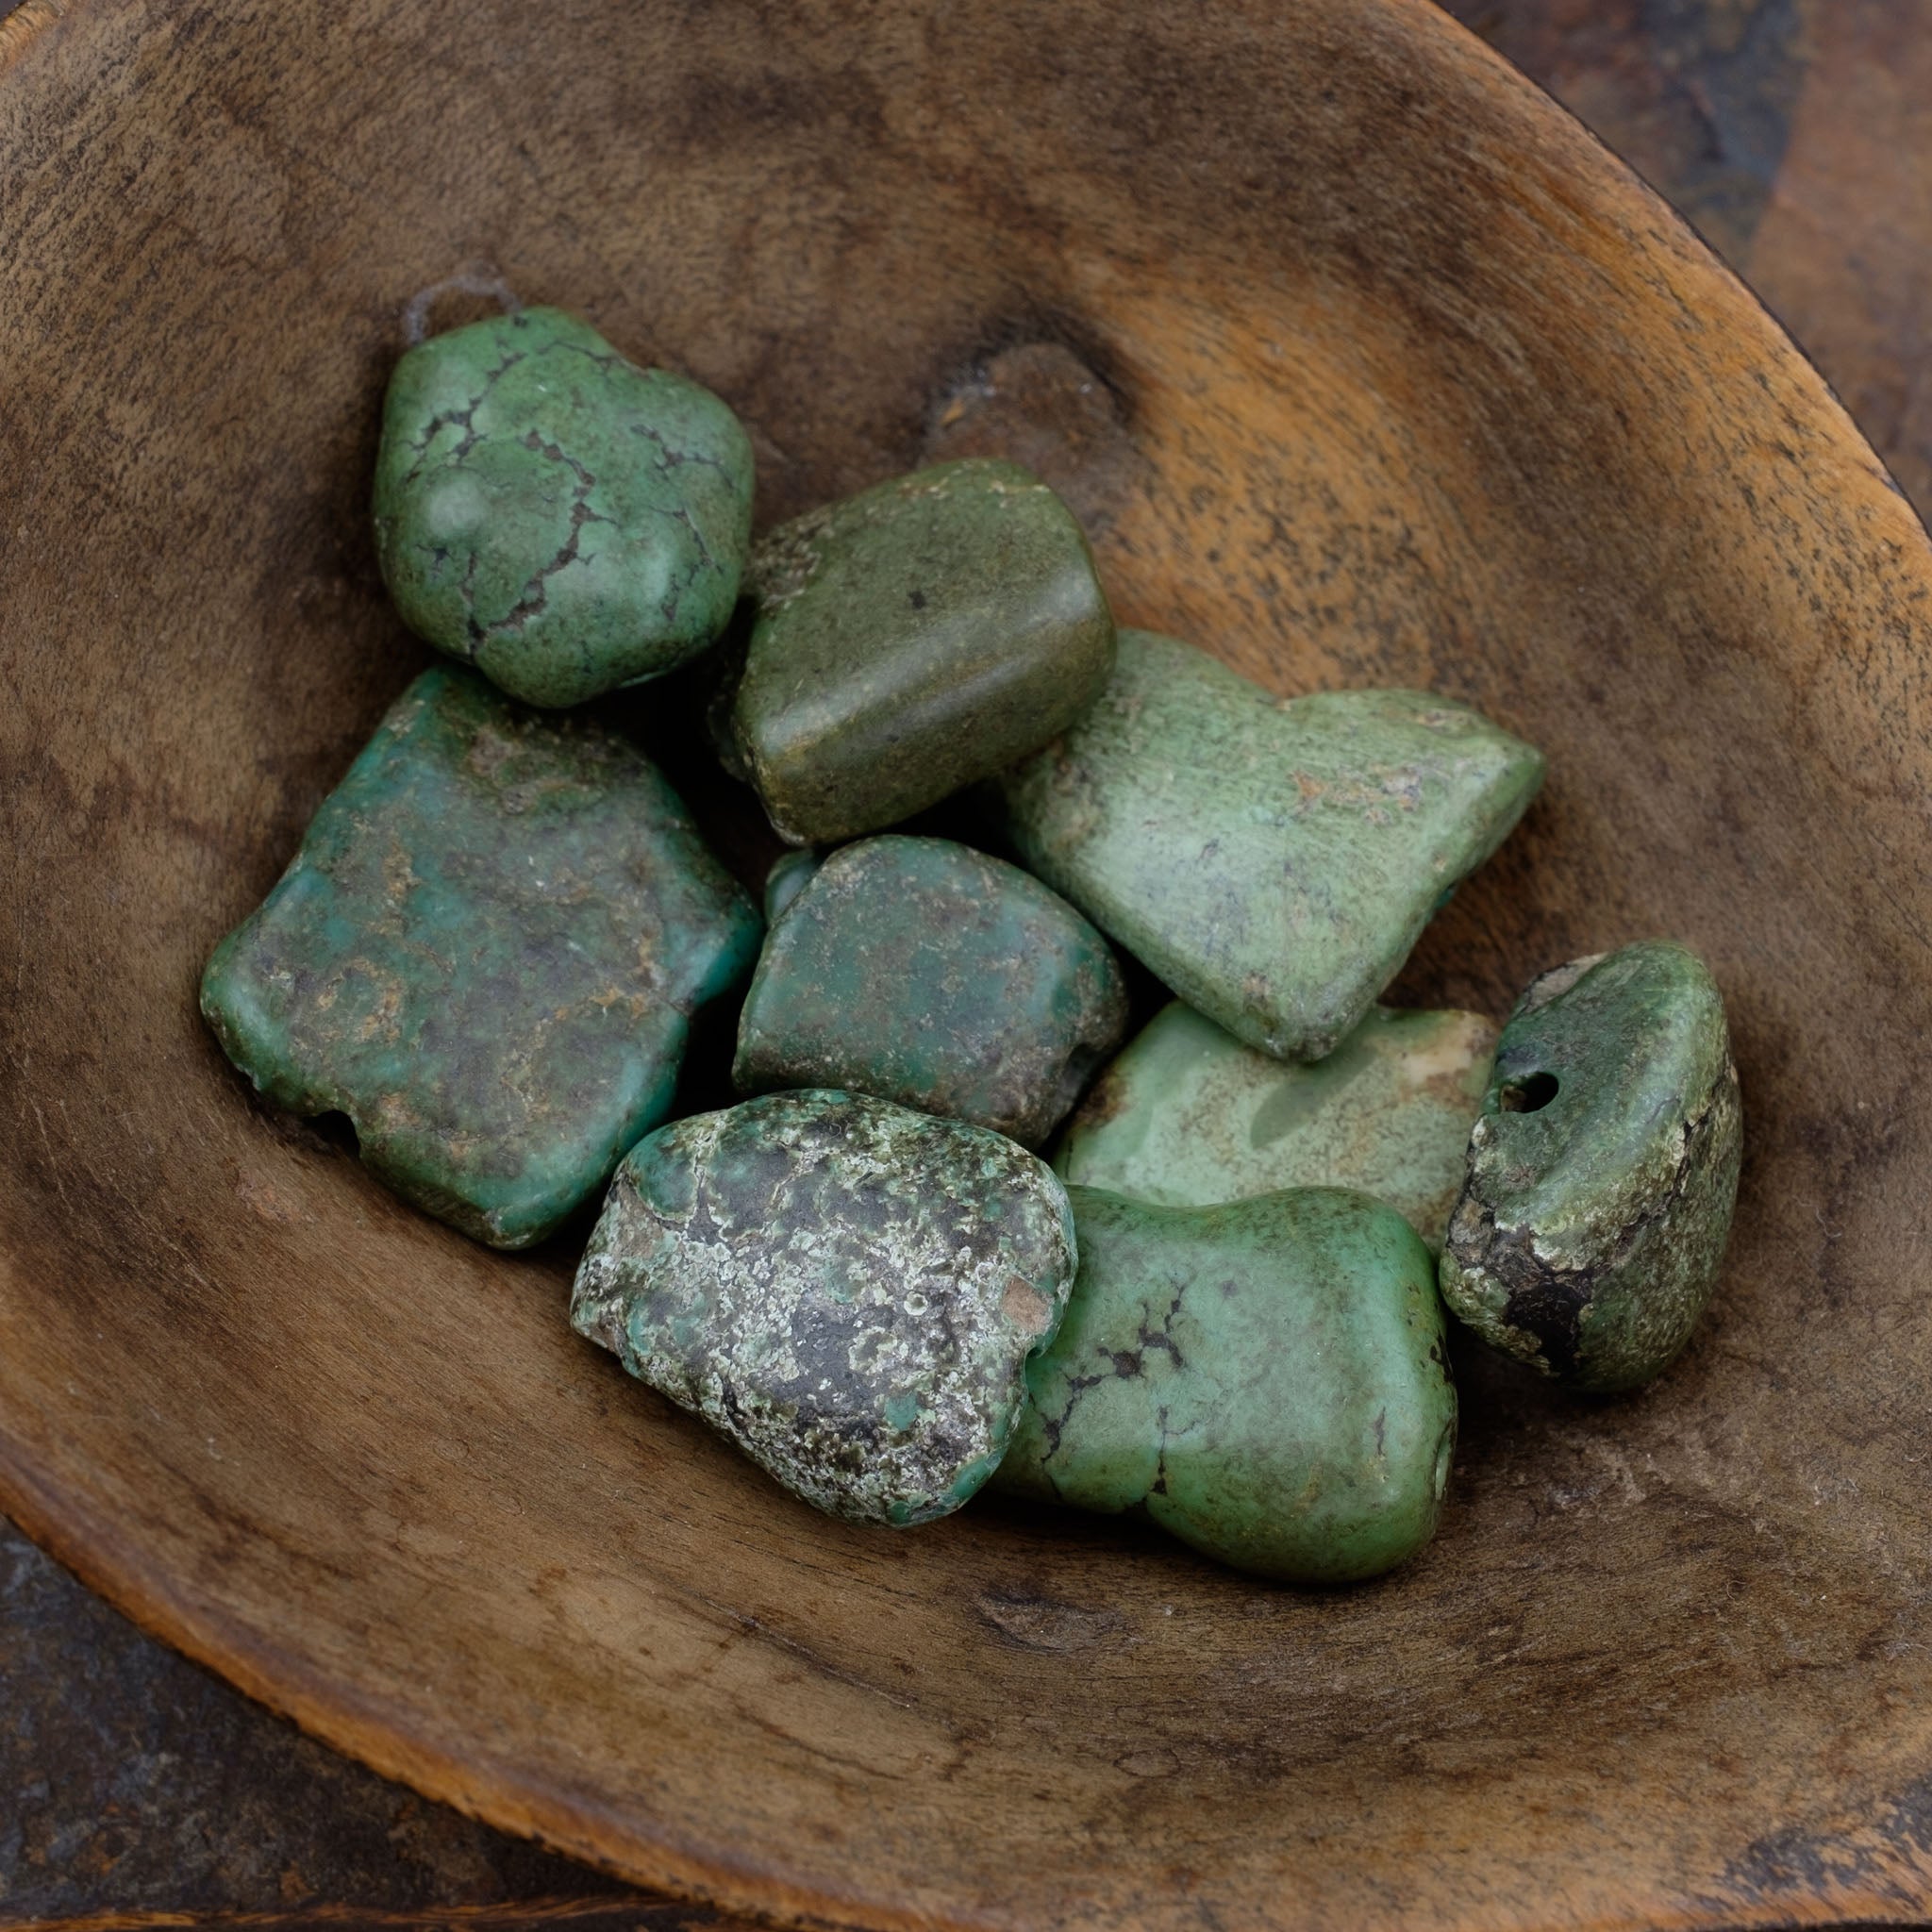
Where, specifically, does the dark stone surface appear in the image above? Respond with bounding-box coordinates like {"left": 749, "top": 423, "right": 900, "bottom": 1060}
{"left": 573, "top": 1089, "right": 1076, "bottom": 1526}
{"left": 733, "top": 835, "right": 1127, "bottom": 1148}
{"left": 0, "top": 1520, "right": 641, "bottom": 1918}
{"left": 1441, "top": 0, "right": 1807, "bottom": 263}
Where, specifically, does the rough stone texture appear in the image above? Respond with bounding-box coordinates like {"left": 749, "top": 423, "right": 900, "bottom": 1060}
{"left": 373, "top": 306, "right": 754, "bottom": 708}
{"left": 573, "top": 1091, "right": 1077, "bottom": 1525}
{"left": 722, "top": 458, "right": 1116, "bottom": 843}
{"left": 1440, "top": 941, "right": 1744, "bottom": 1393}
{"left": 201, "top": 666, "right": 762, "bottom": 1249}
{"left": 1055, "top": 1001, "right": 1496, "bottom": 1249}
{"left": 995, "top": 1186, "right": 1457, "bottom": 1584}
{"left": 991, "top": 629, "right": 1544, "bottom": 1060}
{"left": 734, "top": 835, "right": 1128, "bottom": 1147}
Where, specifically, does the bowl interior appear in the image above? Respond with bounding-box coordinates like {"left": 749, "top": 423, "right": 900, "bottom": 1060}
{"left": 5, "top": 2, "right": 1932, "bottom": 1927}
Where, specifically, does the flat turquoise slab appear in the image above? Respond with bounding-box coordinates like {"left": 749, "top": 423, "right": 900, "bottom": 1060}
{"left": 201, "top": 667, "right": 761, "bottom": 1248}
{"left": 734, "top": 835, "right": 1127, "bottom": 1146}
{"left": 995, "top": 1186, "right": 1456, "bottom": 1584}
{"left": 1056, "top": 1001, "right": 1495, "bottom": 1249}
{"left": 374, "top": 306, "right": 754, "bottom": 708}
{"left": 992, "top": 630, "right": 1544, "bottom": 1059}
{"left": 573, "top": 1091, "right": 1077, "bottom": 1525}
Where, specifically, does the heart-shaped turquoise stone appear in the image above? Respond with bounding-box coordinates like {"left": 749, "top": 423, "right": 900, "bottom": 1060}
{"left": 992, "top": 630, "right": 1544, "bottom": 1060}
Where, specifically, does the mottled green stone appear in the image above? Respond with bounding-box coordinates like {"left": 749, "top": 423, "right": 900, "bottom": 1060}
{"left": 1440, "top": 941, "right": 1743, "bottom": 1393}
{"left": 373, "top": 307, "right": 754, "bottom": 708}
{"left": 200, "top": 667, "right": 761, "bottom": 1248}
{"left": 1056, "top": 1001, "right": 1496, "bottom": 1249}
{"left": 572, "top": 1091, "right": 1077, "bottom": 1525}
{"left": 991, "top": 630, "right": 1544, "bottom": 1060}
{"left": 996, "top": 1186, "right": 1456, "bottom": 1584}
{"left": 734, "top": 836, "right": 1127, "bottom": 1147}
{"left": 723, "top": 458, "right": 1116, "bottom": 843}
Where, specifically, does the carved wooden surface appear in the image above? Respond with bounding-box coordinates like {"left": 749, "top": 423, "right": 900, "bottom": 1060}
{"left": 4, "top": 0, "right": 1932, "bottom": 1926}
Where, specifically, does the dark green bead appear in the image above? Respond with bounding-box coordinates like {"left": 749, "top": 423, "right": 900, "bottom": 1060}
{"left": 734, "top": 836, "right": 1127, "bottom": 1147}
{"left": 1440, "top": 941, "right": 1742, "bottom": 1392}
{"left": 723, "top": 458, "right": 1115, "bottom": 843}
{"left": 373, "top": 306, "right": 754, "bottom": 708}
{"left": 995, "top": 1185, "right": 1456, "bottom": 1583}
{"left": 200, "top": 667, "right": 761, "bottom": 1248}
{"left": 1055, "top": 1001, "right": 1496, "bottom": 1250}
{"left": 992, "top": 629, "right": 1544, "bottom": 1060}
{"left": 573, "top": 1090, "right": 1077, "bottom": 1525}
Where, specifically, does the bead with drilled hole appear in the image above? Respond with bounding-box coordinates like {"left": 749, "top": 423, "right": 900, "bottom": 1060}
{"left": 1439, "top": 941, "right": 1743, "bottom": 1392}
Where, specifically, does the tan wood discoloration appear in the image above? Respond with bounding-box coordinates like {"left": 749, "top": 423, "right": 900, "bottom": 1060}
{"left": 4, "top": 1, "right": 1932, "bottom": 1926}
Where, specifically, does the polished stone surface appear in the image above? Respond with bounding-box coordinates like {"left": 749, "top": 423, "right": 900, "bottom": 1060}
{"left": 995, "top": 1185, "right": 1457, "bottom": 1583}
{"left": 1055, "top": 1001, "right": 1495, "bottom": 1249}
{"left": 722, "top": 458, "right": 1115, "bottom": 842}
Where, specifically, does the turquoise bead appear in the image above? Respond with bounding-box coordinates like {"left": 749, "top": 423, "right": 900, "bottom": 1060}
{"left": 734, "top": 835, "right": 1127, "bottom": 1147}
{"left": 374, "top": 307, "right": 754, "bottom": 708}
{"left": 996, "top": 1185, "right": 1456, "bottom": 1583}
{"left": 200, "top": 667, "right": 761, "bottom": 1247}
{"left": 1441, "top": 941, "right": 1743, "bottom": 1392}
{"left": 992, "top": 629, "right": 1544, "bottom": 1060}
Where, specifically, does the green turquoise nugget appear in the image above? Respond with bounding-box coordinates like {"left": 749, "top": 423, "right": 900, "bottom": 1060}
{"left": 996, "top": 1186, "right": 1456, "bottom": 1584}
{"left": 200, "top": 667, "right": 761, "bottom": 1248}
{"left": 722, "top": 458, "right": 1116, "bottom": 843}
{"left": 1440, "top": 941, "right": 1742, "bottom": 1393}
{"left": 761, "top": 846, "right": 823, "bottom": 924}
{"left": 374, "top": 306, "right": 754, "bottom": 708}
{"left": 991, "top": 630, "right": 1544, "bottom": 1060}
{"left": 572, "top": 1090, "right": 1078, "bottom": 1525}
{"left": 734, "top": 836, "right": 1128, "bottom": 1147}
{"left": 1056, "top": 1002, "right": 1496, "bottom": 1250}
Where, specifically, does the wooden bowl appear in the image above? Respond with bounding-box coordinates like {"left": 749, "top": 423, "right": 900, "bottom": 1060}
{"left": 6, "top": 1, "right": 1931, "bottom": 1925}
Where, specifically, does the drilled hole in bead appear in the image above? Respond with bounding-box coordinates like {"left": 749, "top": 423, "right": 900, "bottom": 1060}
{"left": 309, "top": 1109, "right": 361, "bottom": 1156}
{"left": 1498, "top": 1071, "right": 1559, "bottom": 1114}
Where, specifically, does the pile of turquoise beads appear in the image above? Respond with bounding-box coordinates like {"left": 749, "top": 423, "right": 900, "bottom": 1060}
{"left": 201, "top": 304, "right": 1743, "bottom": 1585}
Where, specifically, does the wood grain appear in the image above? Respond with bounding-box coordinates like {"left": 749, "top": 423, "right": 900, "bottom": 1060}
{"left": 24, "top": 1906, "right": 746, "bottom": 1932}
{"left": 4, "top": 1, "right": 1932, "bottom": 1927}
